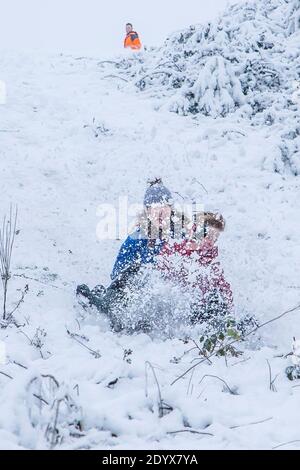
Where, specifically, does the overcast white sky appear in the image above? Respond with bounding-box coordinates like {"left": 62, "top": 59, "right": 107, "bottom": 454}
{"left": 0, "top": 0, "right": 242, "bottom": 56}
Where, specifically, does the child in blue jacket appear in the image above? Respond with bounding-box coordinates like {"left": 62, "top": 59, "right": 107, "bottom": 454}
{"left": 77, "top": 179, "right": 177, "bottom": 328}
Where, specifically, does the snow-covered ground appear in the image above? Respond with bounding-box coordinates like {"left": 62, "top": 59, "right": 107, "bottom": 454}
{"left": 0, "top": 37, "right": 300, "bottom": 449}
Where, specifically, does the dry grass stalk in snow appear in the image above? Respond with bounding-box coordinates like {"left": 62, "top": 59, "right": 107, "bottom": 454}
{"left": 0, "top": 206, "right": 18, "bottom": 321}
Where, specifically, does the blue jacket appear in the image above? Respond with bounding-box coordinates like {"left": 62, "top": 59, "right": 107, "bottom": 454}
{"left": 111, "top": 231, "right": 165, "bottom": 280}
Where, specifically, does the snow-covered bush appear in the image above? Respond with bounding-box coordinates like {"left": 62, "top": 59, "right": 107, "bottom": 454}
{"left": 286, "top": 338, "right": 300, "bottom": 380}
{"left": 263, "top": 113, "right": 300, "bottom": 175}
{"left": 169, "top": 56, "right": 245, "bottom": 117}
{"left": 277, "top": 139, "right": 300, "bottom": 176}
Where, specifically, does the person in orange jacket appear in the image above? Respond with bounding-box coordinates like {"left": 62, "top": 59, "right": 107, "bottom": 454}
{"left": 124, "top": 23, "right": 142, "bottom": 50}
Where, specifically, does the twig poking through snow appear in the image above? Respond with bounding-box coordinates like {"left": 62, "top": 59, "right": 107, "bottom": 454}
{"left": 9, "top": 284, "right": 29, "bottom": 316}
{"left": 0, "top": 371, "right": 13, "bottom": 380}
{"left": 13, "top": 360, "right": 28, "bottom": 369}
{"left": 273, "top": 440, "right": 300, "bottom": 450}
{"left": 0, "top": 206, "right": 18, "bottom": 320}
{"left": 266, "top": 360, "right": 279, "bottom": 392}
{"left": 193, "top": 178, "right": 209, "bottom": 195}
{"left": 66, "top": 329, "right": 101, "bottom": 358}
{"left": 14, "top": 273, "right": 67, "bottom": 291}
{"left": 33, "top": 393, "right": 49, "bottom": 406}
{"left": 145, "top": 361, "right": 164, "bottom": 418}
{"left": 103, "top": 75, "right": 129, "bottom": 83}
{"left": 230, "top": 417, "right": 273, "bottom": 429}
{"left": 167, "top": 429, "right": 214, "bottom": 437}
{"left": 198, "top": 374, "right": 238, "bottom": 396}
{"left": 187, "top": 368, "right": 195, "bottom": 396}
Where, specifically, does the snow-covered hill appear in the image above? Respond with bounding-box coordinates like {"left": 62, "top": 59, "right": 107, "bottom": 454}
{"left": 101, "top": 0, "right": 300, "bottom": 175}
{"left": 0, "top": 0, "right": 300, "bottom": 450}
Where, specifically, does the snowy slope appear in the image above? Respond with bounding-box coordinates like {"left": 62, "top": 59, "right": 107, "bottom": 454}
{"left": 103, "top": 0, "right": 300, "bottom": 174}
{"left": 0, "top": 3, "right": 300, "bottom": 451}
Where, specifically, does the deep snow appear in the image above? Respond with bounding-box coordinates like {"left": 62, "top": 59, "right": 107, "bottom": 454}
{"left": 0, "top": 40, "right": 300, "bottom": 448}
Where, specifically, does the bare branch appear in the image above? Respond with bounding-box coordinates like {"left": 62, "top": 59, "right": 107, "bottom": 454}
{"left": 198, "top": 374, "right": 237, "bottom": 395}
{"left": 0, "top": 371, "right": 13, "bottom": 380}
{"left": 103, "top": 75, "right": 129, "bottom": 83}
{"left": 33, "top": 393, "right": 49, "bottom": 406}
{"left": 191, "top": 339, "right": 212, "bottom": 364}
{"left": 230, "top": 417, "right": 273, "bottom": 429}
{"left": 167, "top": 429, "right": 214, "bottom": 437}
{"left": 13, "top": 360, "right": 28, "bottom": 369}
{"left": 273, "top": 440, "right": 300, "bottom": 450}
{"left": 66, "top": 329, "right": 101, "bottom": 358}
{"left": 9, "top": 284, "right": 29, "bottom": 316}
{"left": 14, "top": 273, "right": 67, "bottom": 291}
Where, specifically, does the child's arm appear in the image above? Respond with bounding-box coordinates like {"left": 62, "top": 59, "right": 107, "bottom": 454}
{"left": 111, "top": 236, "right": 144, "bottom": 280}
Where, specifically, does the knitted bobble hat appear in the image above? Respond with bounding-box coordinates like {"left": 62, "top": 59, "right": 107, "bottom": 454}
{"left": 143, "top": 178, "right": 173, "bottom": 207}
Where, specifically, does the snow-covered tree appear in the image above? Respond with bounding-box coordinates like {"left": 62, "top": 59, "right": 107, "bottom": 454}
{"left": 169, "top": 56, "right": 245, "bottom": 117}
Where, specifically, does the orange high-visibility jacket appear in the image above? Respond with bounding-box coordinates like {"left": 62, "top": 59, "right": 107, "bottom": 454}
{"left": 124, "top": 31, "right": 142, "bottom": 50}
